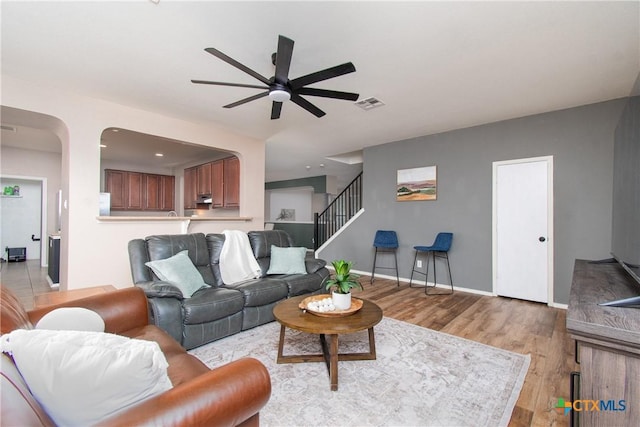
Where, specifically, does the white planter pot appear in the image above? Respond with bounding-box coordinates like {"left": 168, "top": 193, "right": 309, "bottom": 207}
{"left": 332, "top": 291, "right": 352, "bottom": 310}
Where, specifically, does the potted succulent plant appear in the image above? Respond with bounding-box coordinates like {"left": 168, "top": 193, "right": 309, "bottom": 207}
{"left": 325, "top": 260, "right": 363, "bottom": 310}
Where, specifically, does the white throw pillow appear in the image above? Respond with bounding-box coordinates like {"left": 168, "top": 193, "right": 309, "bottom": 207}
{"left": 0, "top": 329, "right": 173, "bottom": 427}
{"left": 145, "top": 250, "right": 209, "bottom": 297}
{"left": 267, "top": 245, "right": 308, "bottom": 275}
{"left": 36, "top": 307, "right": 105, "bottom": 332}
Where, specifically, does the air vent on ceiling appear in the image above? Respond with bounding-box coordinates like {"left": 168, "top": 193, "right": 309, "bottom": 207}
{"left": 0, "top": 125, "right": 17, "bottom": 132}
{"left": 354, "top": 97, "right": 385, "bottom": 111}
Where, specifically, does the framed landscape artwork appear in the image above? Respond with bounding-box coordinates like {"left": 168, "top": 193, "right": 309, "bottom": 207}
{"left": 396, "top": 165, "right": 437, "bottom": 201}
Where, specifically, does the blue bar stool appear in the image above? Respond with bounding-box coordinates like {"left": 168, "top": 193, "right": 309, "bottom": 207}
{"left": 371, "top": 230, "right": 399, "bottom": 286}
{"left": 409, "top": 232, "right": 453, "bottom": 295}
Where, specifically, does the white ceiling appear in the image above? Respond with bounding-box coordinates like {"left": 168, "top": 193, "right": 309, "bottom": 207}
{"left": 1, "top": 1, "right": 639, "bottom": 185}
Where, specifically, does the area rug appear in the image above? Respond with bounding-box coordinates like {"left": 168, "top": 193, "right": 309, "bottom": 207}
{"left": 189, "top": 317, "right": 530, "bottom": 427}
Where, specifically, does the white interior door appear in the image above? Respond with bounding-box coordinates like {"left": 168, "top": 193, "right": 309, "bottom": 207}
{"left": 493, "top": 157, "right": 553, "bottom": 303}
{"left": 0, "top": 178, "right": 42, "bottom": 261}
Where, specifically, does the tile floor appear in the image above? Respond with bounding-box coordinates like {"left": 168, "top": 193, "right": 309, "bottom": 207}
{"left": 1, "top": 259, "right": 54, "bottom": 310}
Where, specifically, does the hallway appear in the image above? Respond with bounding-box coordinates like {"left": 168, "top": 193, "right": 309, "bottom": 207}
{"left": 0, "top": 259, "right": 52, "bottom": 310}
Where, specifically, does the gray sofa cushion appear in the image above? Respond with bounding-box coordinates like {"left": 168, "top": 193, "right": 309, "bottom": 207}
{"left": 225, "top": 278, "right": 289, "bottom": 307}
{"left": 275, "top": 269, "right": 330, "bottom": 297}
{"left": 305, "top": 258, "right": 327, "bottom": 274}
{"left": 204, "top": 233, "right": 226, "bottom": 287}
{"left": 145, "top": 233, "right": 216, "bottom": 286}
{"left": 247, "top": 230, "right": 294, "bottom": 277}
{"left": 182, "top": 287, "right": 244, "bottom": 324}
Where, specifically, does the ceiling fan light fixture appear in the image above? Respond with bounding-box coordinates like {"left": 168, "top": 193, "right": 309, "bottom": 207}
{"left": 269, "top": 89, "right": 291, "bottom": 102}
{"left": 193, "top": 35, "right": 358, "bottom": 118}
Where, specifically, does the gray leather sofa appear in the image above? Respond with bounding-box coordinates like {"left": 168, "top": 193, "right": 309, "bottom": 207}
{"left": 128, "top": 230, "right": 329, "bottom": 349}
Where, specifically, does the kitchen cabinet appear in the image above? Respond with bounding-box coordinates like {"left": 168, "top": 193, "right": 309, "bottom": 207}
{"left": 184, "top": 166, "right": 197, "bottom": 209}
{"left": 105, "top": 169, "right": 142, "bottom": 210}
{"left": 211, "top": 160, "right": 224, "bottom": 207}
{"left": 144, "top": 174, "right": 175, "bottom": 211}
{"left": 223, "top": 156, "right": 240, "bottom": 207}
{"left": 197, "top": 162, "right": 212, "bottom": 196}
{"left": 143, "top": 174, "right": 161, "bottom": 210}
{"left": 183, "top": 156, "right": 240, "bottom": 210}
{"left": 105, "top": 169, "right": 174, "bottom": 211}
{"left": 160, "top": 175, "right": 175, "bottom": 211}
{"left": 105, "top": 169, "right": 127, "bottom": 209}
{"left": 127, "top": 172, "right": 143, "bottom": 210}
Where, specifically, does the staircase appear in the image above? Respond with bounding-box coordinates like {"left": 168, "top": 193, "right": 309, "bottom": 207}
{"left": 314, "top": 172, "right": 363, "bottom": 250}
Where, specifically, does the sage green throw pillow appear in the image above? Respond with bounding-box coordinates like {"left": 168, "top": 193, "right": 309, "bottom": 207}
{"left": 145, "top": 250, "right": 208, "bottom": 297}
{"left": 267, "top": 245, "right": 308, "bottom": 275}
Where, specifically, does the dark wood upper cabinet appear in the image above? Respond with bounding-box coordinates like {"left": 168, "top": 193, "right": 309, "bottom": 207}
{"left": 105, "top": 169, "right": 175, "bottom": 212}
{"left": 223, "top": 156, "right": 240, "bottom": 207}
{"left": 183, "top": 156, "right": 240, "bottom": 210}
{"left": 143, "top": 174, "right": 161, "bottom": 210}
{"left": 184, "top": 166, "right": 197, "bottom": 209}
{"left": 105, "top": 169, "right": 127, "bottom": 210}
{"left": 127, "top": 172, "right": 143, "bottom": 210}
{"left": 160, "top": 175, "right": 176, "bottom": 211}
{"left": 197, "top": 162, "right": 212, "bottom": 196}
{"left": 211, "top": 160, "right": 224, "bottom": 208}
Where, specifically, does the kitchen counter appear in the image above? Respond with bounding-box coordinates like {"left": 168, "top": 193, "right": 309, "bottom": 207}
{"left": 96, "top": 216, "right": 253, "bottom": 233}
{"left": 96, "top": 216, "right": 252, "bottom": 222}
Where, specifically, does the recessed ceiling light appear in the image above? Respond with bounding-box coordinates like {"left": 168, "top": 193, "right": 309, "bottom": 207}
{"left": 155, "top": 153, "right": 164, "bottom": 157}
{"left": 111, "top": 128, "right": 120, "bottom": 132}
{"left": 100, "top": 144, "right": 107, "bottom": 148}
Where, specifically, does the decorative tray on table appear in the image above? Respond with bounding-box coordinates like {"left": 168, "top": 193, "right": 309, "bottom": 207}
{"left": 299, "top": 295, "right": 363, "bottom": 317}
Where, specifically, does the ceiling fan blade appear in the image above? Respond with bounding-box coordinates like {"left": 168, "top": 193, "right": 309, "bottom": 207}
{"left": 296, "top": 87, "right": 359, "bottom": 101}
{"left": 191, "top": 80, "right": 268, "bottom": 90}
{"left": 271, "top": 102, "right": 283, "bottom": 120}
{"left": 291, "top": 94, "right": 326, "bottom": 118}
{"left": 274, "top": 35, "right": 294, "bottom": 84}
{"left": 223, "top": 91, "right": 269, "bottom": 108}
{"left": 289, "top": 62, "right": 356, "bottom": 89}
{"left": 204, "top": 47, "right": 271, "bottom": 85}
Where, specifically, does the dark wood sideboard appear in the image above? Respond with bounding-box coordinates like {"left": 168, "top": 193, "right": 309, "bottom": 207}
{"left": 566, "top": 259, "right": 640, "bottom": 426}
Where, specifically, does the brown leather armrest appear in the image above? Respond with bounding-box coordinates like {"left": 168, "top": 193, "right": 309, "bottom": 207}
{"left": 97, "top": 357, "right": 272, "bottom": 427}
{"left": 27, "top": 287, "right": 149, "bottom": 333}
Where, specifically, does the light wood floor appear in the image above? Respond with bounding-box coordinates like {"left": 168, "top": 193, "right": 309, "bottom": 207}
{"left": 355, "top": 276, "right": 577, "bottom": 427}
{"left": 2, "top": 261, "right": 575, "bottom": 426}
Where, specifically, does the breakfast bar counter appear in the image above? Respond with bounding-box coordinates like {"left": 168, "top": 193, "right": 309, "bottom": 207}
{"left": 96, "top": 216, "right": 252, "bottom": 222}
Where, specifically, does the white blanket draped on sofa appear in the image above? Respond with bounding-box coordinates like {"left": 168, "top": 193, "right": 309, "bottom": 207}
{"left": 219, "top": 230, "right": 262, "bottom": 285}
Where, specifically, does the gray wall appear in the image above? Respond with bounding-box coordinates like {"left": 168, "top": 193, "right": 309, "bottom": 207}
{"left": 612, "top": 92, "right": 640, "bottom": 266}
{"left": 320, "top": 99, "right": 626, "bottom": 305}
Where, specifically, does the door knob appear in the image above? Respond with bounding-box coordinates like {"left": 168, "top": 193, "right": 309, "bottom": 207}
{"left": 539, "top": 236, "right": 546, "bottom": 242}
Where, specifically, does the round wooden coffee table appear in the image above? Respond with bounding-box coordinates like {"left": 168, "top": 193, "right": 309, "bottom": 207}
{"left": 273, "top": 294, "right": 383, "bottom": 391}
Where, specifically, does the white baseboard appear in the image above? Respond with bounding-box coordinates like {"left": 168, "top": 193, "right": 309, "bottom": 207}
{"left": 549, "top": 302, "right": 568, "bottom": 309}
{"left": 46, "top": 276, "right": 59, "bottom": 289}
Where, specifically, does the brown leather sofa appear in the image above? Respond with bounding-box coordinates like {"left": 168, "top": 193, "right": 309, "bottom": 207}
{"left": 0, "top": 285, "right": 271, "bottom": 427}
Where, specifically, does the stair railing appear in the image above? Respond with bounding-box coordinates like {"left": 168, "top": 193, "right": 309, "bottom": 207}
{"left": 314, "top": 172, "right": 363, "bottom": 250}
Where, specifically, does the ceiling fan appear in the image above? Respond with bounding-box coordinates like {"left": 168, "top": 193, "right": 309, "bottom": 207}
{"left": 191, "top": 35, "right": 359, "bottom": 119}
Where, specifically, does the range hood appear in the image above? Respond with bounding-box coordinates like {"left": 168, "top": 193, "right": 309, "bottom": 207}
{"left": 197, "top": 194, "right": 212, "bottom": 204}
